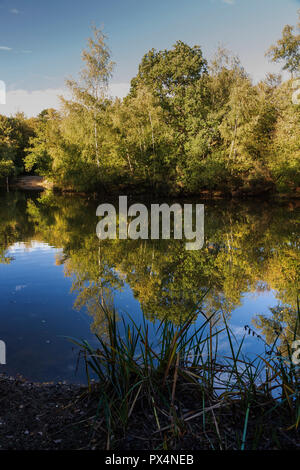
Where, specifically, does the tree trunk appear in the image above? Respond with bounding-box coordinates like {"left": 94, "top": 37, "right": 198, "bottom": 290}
{"left": 126, "top": 153, "right": 134, "bottom": 175}
{"left": 93, "top": 107, "right": 100, "bottom": 167}
{"left": 229, "top": 117, "right": 238, "bottom": 161}
{"left": 149, "top": 111, "right": 155, "bottom": 153}
{"left": 94, "top": 121, "right": 99, "bottom": 167}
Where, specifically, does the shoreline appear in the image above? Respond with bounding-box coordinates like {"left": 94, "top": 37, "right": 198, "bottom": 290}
{"left": 0, "top": 373, "right": 94, "bottom": 450}
{"left": 4, "top": 175, "right": 300, "bottom": 201}
{"left": 1, "top": 372, "right": 299, "bottom": 451}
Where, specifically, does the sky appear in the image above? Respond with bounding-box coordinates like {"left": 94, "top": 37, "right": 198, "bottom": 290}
{"left": 0, "top": 0, "right": 300, "bottom": 116}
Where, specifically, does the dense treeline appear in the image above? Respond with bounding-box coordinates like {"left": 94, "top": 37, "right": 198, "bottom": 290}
{"left": 0, "top": 113, "right": 35, "bottom": 185}
{"left": 1, "top": 15, "right": 300, "bottom": 195}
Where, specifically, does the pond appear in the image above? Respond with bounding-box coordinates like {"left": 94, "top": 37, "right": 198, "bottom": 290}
{"left": 0, "top": 190, "right": 299, "bottom": 383}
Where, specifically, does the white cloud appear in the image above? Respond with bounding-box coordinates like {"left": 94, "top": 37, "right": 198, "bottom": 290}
{"left": 222, "top": 0, "right": 235, "bottom": 4}
{"left": 230, "top": 326, "right": 247, "bottom": 337}
{"left": 0, "top": 81, "right": 5, "bottom": 105}
{"left": 1, "top": 88, "right": 70, "bottom": 117}
{"left": 10, "top": 8, "right": 20, "bottom": 14}
{"left": 109, "top": 82, "right": 130, "bottom": 99}
{"left": 0, "top": 83, "right": 130, "bottom": 117}
{"left": 0, "top": 46, "right": 32, "bottom": 54}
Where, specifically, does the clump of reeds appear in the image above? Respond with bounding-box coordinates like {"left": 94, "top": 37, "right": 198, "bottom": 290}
{"left": 70, "top": 298, "right": 300, "bottom": 450}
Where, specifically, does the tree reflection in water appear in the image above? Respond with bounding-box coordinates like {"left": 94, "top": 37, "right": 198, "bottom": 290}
{"left": 0, "top": 190, "right": 299, "bottom": 348}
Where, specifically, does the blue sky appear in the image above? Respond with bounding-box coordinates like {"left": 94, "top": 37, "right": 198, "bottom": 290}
{"left": 0, "top": 0, "right": 300, "bottom": 116}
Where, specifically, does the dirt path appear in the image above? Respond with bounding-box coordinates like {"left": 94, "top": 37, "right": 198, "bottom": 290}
{"left": 11, "top": 176, "right": 53, "bottom": 190}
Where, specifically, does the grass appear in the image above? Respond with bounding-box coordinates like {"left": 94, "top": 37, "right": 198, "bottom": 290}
{"left": 70, "top": 299, "right": 300, "bottom": 450}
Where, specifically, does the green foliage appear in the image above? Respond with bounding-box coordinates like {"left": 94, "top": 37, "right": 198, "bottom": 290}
{"left": 0, "top": 115, "right": 18, "bottom": 181}
{"left": 0, "top": 112, "right": 35, "bottom": 185}
{"left": 2, "top": 15, "right": 300, "bottom": 195}
{"left": 266, "top": 81, "right": 300, "bottom": 192}
{"left": 24, "top": 109, "right": 60, "bottom": 177}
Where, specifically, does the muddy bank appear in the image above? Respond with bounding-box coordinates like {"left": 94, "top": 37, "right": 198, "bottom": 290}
{"left": 1, "top": 374, "right": 299, "bottom": 451}
{"left": 0, "top": 374, "right": 101, "bottom": 450}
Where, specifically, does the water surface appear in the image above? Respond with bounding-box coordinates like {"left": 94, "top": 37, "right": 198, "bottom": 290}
{"left": 0, "top": 191, "right": 299, "bottom": 382}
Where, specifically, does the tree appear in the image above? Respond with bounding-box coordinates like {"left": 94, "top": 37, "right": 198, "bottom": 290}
{"left": 111, "top": 86, "right": 173, "bottom": 187}
{"left": 181, "top": 48, "right": 247, "bottom": 192}
{"left": 24, "top": 109, "right": 61, "bottom": 177}
{"left": 25, "top": 28, "right": 117, "bottom": 191}
{"left": 64, "top": 26, "right": 115, "bottom": 168}
{"left": 21, "top": 21, "right": 300, "bottom": 196}
{"left": 0, "top": 115, "right": 17, "bottom": 189}
{"left": 10, "top": 112, "right": 36, "bottom": 172}
{"left": 266, "top": 10, "right": 300, "bottom": 75}
{"left": 130, "top": 41, "right": 208, "bottom": 159}
{"left": 266, "top": 81, "right": 300, "bottom": 192}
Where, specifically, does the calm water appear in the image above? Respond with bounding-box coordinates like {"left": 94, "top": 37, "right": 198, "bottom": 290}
{"left": 0, "top": 191, "right": 299, "bottom": 383}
